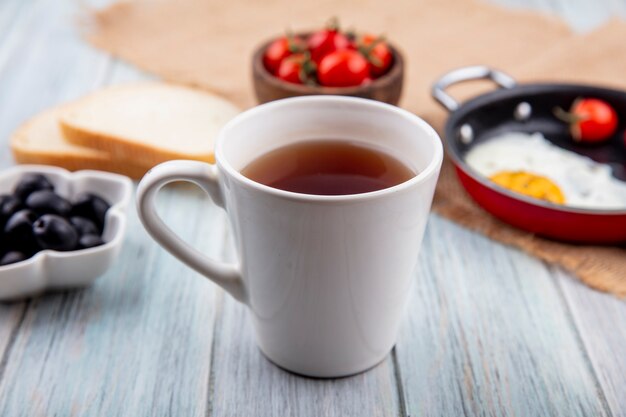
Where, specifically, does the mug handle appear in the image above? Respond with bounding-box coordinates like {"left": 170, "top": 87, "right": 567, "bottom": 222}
{"left": 136, "top": 160, "right": 247, "bottom": 303}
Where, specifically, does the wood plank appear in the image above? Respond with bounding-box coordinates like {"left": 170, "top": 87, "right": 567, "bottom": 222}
{"left": 0, "top": 1, "right": 222, "bottom": 415}
{"left": 490, "top": 1, "right": 626, "bottom": 416}
{"left": 394, "top": 215, "right": 610, "bottom": 417}
{"left": 549, "top": 0, "right": 626, "bottom": 32}
{"left": 0, "top": 0, "right": 35, "bottom": 374}
{"left": 0, "top": 0, "right": 27, "bottom": 384}
{"left": 0, "top": 0, "right": 29, "bottom": 48}
{"left": 0, "top": 188, "right": 224, "bottom": 416}
{"left": 556, "top": 271, "right": 626, "bottom": 417}
{"left": 489, "top": 0, "right": 626, "bottom": 31}
{"left": 0, "top": 0, "right": 41, "bottom": 74}
{"left": 0, "top": 0, "right": 111, "bottom": 379}
{"left": 0, "top": 305, "right": 28, "bottom": 379}
{"left": 0, "top": 0, "right": 111, "bottom": 167}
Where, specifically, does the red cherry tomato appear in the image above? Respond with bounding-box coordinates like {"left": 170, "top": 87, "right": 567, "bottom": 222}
{"left": 556, "top": 98, "right": 618, "bottom": 143}
{"left": 307, "top": 29, "right": 351, "bottom": 64}
{"left": 263, "top": 36, "right": 304, "bottom": 74}
{"left": 276, "top": 54, "right": 305, "bottom": 84}
{"left": 318, "top": 50, "right": 369, "bottom": 87}
{"left": 359, "top": 34, "right": 393, "bottom": 77}
{"left": 571, "top": 98, "right": 618, "bottom": 142}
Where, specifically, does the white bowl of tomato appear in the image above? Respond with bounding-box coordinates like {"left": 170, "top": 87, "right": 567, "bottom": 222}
{"left": 252, "top": 20, "right": 404, "bottom": 105}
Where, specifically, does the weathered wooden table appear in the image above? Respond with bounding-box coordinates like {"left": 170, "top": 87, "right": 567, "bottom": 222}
{"left": 0, "top": 0, "right": 625, "bottom": 416}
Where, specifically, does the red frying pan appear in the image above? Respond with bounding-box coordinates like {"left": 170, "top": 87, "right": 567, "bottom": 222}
{"left": 432, "top": 66, "right": 626, "bottom": 244}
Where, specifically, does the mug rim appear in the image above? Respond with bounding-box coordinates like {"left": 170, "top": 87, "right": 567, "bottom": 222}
{"left": 215, "top": 96, "right": 443, "bottom": 202}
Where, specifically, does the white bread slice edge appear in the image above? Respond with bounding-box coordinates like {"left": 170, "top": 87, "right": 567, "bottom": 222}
{"left": 59, "top": 82, "right": 241, "bottom": 166}
{"left": 11, "top": 104, "right": 152, "bottom": 179}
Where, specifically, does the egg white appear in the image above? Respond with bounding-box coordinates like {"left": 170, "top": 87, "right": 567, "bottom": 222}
{"left": 465, "top": 132, "right": 626, "bottom": 210}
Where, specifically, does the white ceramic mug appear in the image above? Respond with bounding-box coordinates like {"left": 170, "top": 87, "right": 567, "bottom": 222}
{"left": 136, "top": 96, "right": 443, "bottom": 377}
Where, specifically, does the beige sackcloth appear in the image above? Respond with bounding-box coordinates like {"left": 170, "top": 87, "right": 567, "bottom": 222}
{"left": 85, "top": 0, "right": 626, "bottom": 297}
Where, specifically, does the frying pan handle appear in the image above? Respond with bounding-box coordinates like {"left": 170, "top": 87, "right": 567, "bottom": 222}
{"left": 432, "top": 66, "right": 516, "bottom": 112}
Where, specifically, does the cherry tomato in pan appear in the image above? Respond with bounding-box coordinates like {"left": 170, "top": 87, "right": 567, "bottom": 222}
{"left": 308, "top": 28, "right": 352, "bottom": 64}
{"left": 263, "top": 36, "right": 305, "bottom": 74}
{"left": 555, "top": 98, "right": 618, "bottom": 143}
{"left": 317, "top": 50, "right": 369, "bottom": 87}
{"left": 358, "top": 34, "right": 393, "bottom": 77}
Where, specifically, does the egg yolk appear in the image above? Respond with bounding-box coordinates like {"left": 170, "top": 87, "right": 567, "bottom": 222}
{"left": 489, "top": 171, "right": 566, "bottom": 205}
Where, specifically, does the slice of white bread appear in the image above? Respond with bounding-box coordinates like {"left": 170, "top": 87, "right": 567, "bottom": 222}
{"left": 59, "top": 82, "right": 241, "bottom": 167}
{"left": 11, "top": 104, "right": 151, "bottom": 179}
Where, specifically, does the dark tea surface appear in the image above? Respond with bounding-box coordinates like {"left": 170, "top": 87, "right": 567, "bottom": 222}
{"left": 241, "top": 140, "right": 415, "bottom": 195}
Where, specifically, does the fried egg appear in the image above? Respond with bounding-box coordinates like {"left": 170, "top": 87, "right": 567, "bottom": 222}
{"left": 465, "top": 132, "right": 626, "bottom": 210}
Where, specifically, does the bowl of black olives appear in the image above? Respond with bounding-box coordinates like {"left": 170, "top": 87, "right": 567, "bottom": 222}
{"left": 0, "top": 165, "right": 132, "bottom": 300}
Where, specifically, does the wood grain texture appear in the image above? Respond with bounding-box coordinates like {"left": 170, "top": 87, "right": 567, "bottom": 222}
{"left": 0, "top": 0, "right": 110, "bottom": 167}
{"left": 0, "top": 192, "right": 224, "bottom": 416}
{"left": 492, "top": 2, "right": 626, "bottom": 417}
{"left": 0, "top": 304, "right": 27, "bottom": 377}
{"left": 0, "top": 0, "right": 27, "bottom": 46}
{"left": 557, "top": 271, "right": 626, "bottom": 417}
{"left": 549, "top": 0, "right": 626, "bottom": 32}
{"left": 0, "top": 0, "right": 221, "bottom": 415}
{"left": 394, "top": 216, "right": 611, "bottom": 417}
{"left": 0, "top": 0, "right": 33, "bottom": 365}
{"left": 0, "top": 0, "right": 107, "bottom": 381}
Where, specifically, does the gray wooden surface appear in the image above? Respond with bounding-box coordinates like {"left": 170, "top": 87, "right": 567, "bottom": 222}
{"left": 0, "top": 0, "right": 625, "bottom": 416}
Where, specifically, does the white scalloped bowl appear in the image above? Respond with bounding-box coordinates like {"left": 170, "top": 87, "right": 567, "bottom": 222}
{"left": 0, "top": 165, "right": 133, "bottom": 300}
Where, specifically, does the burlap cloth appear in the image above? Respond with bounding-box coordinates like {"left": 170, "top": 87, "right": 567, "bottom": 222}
{"left": 85, "top": 0, "right": 626, "bottom": 297}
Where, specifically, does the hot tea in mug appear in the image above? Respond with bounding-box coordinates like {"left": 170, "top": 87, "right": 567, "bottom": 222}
{"left": 241, "top": 140, "right": 416, "bottom": 196}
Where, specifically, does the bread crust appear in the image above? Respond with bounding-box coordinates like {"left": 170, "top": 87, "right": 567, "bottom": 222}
{"left": 56, "top": 81, "right": 237, "bottom": 166}
{"left": 60, "top": 121, "right": 216, "bottom": 166}
{"left": 11, "top": 147, "right": 151, "bottom": 179}
{"left": 10, "top": 104, "right": 153, "bottom": 180}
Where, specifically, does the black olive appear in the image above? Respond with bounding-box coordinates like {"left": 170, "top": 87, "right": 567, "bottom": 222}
{"left": 26, "top": 190, "right": 72, "bottom": 217}
{"left": 78, "top": 234, "right": 104, "bottom": 249}
{"left": 69, "top": 216, "right": 99, "bottom": 236}
{"left": 4, "top": 209, "right": 38, "bottom": 235}
{"left": 0, "top": 251, "right": 27, "bottom": 266}
{"left": 4, "top": 209, "right": 39, "bottom": 254}
{"left": 72, "top": 193, "right": 110, "bottom": 231}
{"left": 33, "top": 215, "right": 78, "bottom": 251}
{"left": 0, "top": 194, "right": 23, "bottom": 226}
{"left": 13, "top": 173, "right": 54, "bottom": 201}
